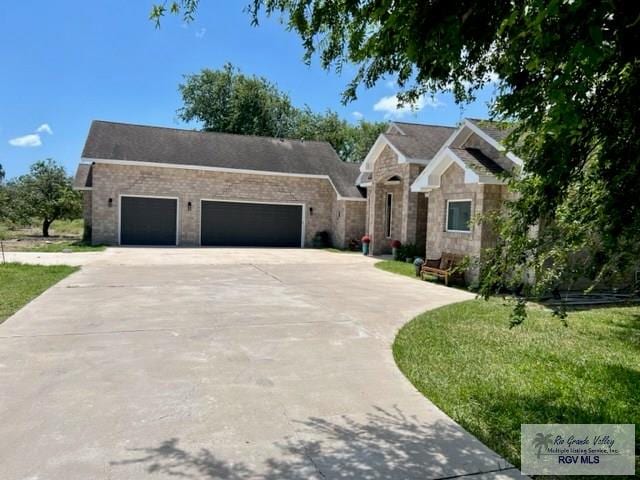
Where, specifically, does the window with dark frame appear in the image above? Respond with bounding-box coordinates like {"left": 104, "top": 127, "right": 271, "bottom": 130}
{"left": 385, "top": 193, "right": 393, "bottom": 238}
{"left": 446, "top": 200, "right": 472, "bottom": 232}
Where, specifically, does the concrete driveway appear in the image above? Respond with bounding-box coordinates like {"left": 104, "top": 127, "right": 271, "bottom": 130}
{"left": 0, "top": 248, "right": 525, "bottom": 479}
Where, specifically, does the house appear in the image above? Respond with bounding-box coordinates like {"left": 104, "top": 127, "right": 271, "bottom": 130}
{"left": 359, "top": 118, "right": 521, "bottom": 280}
{"left": 356, "top": 122, "right": 456, "bottom": 255}
{"left": 74, "top": 121, "right": 366, "bottom": 248}
{"left": 409, "top": 118, "right": 521, "bottom": 271}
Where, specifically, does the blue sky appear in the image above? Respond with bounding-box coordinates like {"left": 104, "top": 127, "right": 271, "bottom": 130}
{"left": 0, "top": 1, "right": 495, "bottom": 179}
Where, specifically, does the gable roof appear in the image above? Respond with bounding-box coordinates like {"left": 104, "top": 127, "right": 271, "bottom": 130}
{"left": 410, "top": 118, "right": 522, "bottom": 192}
{"left": 448, "top": 147, "right": 506, "bottom": 177}
{"left": 385, "top": 123, "right": 456, "bottom": 160}
{"left": 81, "top": 120, "right": 363, "bottom": 198}
{"left": 73, "top": 163, "right": 92, "bottom": 190}
{"left": 466, "top": 118, "right": 512, "bottom": 143}
{"left": 360, "top": 122, "right": 456, "bottom": 173}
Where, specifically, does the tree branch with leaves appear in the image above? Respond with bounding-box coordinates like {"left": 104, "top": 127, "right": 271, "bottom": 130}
{"left": 153, "top": 1, "right": 640, "bottom": 321}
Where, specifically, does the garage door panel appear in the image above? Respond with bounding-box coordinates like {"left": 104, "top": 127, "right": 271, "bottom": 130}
{"left": 120, "top": 197, "right": 177, "bottom": 246}
{"left": 201, "top": 201, "right": 302, "bottom": 247}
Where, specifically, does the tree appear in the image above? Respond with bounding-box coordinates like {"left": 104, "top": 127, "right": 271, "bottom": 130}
{"left": 179, "top": 64, "right": 385, "bottom": 163}
{"left": 8, "top": 159, "right": 81, "bottom": 237}
{"left": 154, "top": 1, "right": 640, "bottom": 320}
{"left": 179, "top": 63, "right": 296, "bottom": 138}
{"left": 0, "top": 163, "right": 8, "bottom": 223}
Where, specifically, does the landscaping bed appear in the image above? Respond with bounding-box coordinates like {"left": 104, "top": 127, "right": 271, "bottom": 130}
{"left": 393, "top": 299, "right": 640, "bottom": 471}
{"left": 0, "top": 263, "right": 79, "bottom": 323}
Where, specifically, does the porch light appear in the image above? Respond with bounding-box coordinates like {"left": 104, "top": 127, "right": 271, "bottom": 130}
{"left": 108, "top": 198, "right": 113, "bottom": 207}
{"left": 309, "top": 207, "right": 313, "bottom": 216}
{"left": 187, "top": 201, "right": 192, "bottom": 211}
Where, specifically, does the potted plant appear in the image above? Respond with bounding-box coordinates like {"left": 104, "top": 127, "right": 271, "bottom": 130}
{"left": 413, "top": 257, "right": 424, "bottom": 276}
{"left": 361, "top": 235, "right": 371, "bottom": 255}
{"left": 391, "top": 239, "right": 401, "bottom": 260}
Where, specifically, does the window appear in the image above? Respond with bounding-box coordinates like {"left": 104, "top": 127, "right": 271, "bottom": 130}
{"left": 446, "top": 200, "right": 472, "bottom": 232}
{"left": 385, "top": 193, "right": 393, "bottom": 238}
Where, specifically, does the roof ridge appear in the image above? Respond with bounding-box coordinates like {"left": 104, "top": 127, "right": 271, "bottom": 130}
{"left": 90, "top": 120, "right": 334, "bottom": 146}
{"left": 390, "top": 120, "right": 456, "bottom": 129}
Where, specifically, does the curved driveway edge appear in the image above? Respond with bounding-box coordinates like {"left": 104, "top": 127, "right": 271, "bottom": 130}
{"left": 0, "top": 248, "right": 527, "bottom": 479}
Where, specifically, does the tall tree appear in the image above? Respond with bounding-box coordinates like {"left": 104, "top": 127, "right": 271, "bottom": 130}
{"left": 8, "top": 159, "right": 81, "bottom": 237}
{"left": 179, "top": 63, "right": 296, "bottom": 138}
{"left": 154, "top": 1, "right": 640, "bottom": 318}
{"left": 179, "top": 64, "right": 385, "bottom": 163}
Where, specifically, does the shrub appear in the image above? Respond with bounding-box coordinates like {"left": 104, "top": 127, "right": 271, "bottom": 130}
{"left": 395, "top": 243, "right": 424, "bottom": 262}
{"left": 312, "top": 231, "right": 332, "bottom": 248}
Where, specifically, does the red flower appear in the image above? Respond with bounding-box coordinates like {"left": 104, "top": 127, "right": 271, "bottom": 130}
{"left": 390, "top": 239, "right": 401, "bottom": 248}
{"left": 361, "top": 235, "right": 371, "bottom": 244}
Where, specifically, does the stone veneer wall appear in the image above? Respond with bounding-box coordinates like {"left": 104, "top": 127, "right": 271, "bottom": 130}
{"left": 82, "top": 191, "right": 92, "bottom": 242}
{"left": 90, "top": 162, "right": 345, "bottom": 247}
{"left": 366, "top": 146, "right": 426, "bottom": 254}
{"left": 425, "top": 162, "right": 509, "bottom": 281}
{"left": 342, "top": 199, "right": 366, "bottom": 248}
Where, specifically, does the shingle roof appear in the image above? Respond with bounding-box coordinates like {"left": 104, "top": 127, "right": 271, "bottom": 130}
{"left": 449, "top": 147, "right": 506, "bottom": 176}
{"left": 466, "top": 118, "right": 512, "bottom": 143}
{"left": 355, "top": 171, "right": 372, "bottom": 185}
{"left": 385, "top": 123, "right": 455, "bottom": 160}
{"left": 73, "top": 163, "right": 92, "bottom": 189}
{"left": 81, "top": 120, "right": 363, "bottom": 198}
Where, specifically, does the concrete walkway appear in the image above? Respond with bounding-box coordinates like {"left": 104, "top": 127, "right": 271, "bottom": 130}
{"left": 0, "top": 248, "right": 526, "bottom": 479}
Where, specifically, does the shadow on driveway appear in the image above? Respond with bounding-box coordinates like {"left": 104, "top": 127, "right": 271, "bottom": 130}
{"left": 110, "top": 405, "right": 519, "bottom": 479}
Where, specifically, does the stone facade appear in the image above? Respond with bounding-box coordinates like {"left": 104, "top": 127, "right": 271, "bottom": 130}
{"left": 365, "top": 146, "right": 427, "bottom": 255}
{"left": 88, "top": 162, "right": 363, "bottom": 248}
{"left": 82, "top": 191, "right": 92, "bottom": 241}
{"left": 425, "top": 162, "right": 507, "bottom": 282}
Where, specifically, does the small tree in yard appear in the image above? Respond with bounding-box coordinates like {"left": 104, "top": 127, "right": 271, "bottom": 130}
{"left": 9, "top": 159, "right": 81, "bottom": 237}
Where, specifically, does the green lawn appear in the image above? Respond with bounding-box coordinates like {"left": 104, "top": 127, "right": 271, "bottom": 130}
{"left": 0, "top": 263, "right": 79, "bottom": 323}
{"left": 393, "top": 299, "right": 640, "bottom": 470}
{"left": 374, "top": 259, "right": 419, "bottom": 279}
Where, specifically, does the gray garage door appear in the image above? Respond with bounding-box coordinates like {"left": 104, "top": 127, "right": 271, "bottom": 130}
{"left": 201, "top": 201, "right": 302, "bottom": 247}
{"left": 120, "top": 196, "right": 177, "bottom": 246}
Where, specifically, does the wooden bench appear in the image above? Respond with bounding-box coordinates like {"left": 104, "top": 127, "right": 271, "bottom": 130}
{"left": 420, "top": 253, "right": 465, "bottom": 286}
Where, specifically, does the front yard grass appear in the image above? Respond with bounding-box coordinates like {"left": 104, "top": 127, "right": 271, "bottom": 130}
{"left": 393, "top": 299, "right": 640, "bottom": 470}
{"left": 374, "top": 259, "right": 418, "bottom": 279}
{"left": 0, "top": 263, "right": 79, "bottom": 323}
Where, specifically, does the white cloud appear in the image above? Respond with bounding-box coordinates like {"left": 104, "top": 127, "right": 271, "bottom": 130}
{"left": 36, "top": 123, "right": 53, "bottom": 135}
{"left": 9, "top": 134, "right": 42, "bottom": 147}
{"left": 373, "top": 94, "right": 444, "bottom": 119}
{"left": 352, "top": 111, "right": 364, "bottom": 120}
{"left": 195, "top": 27, "right": 206, "bottom": 39}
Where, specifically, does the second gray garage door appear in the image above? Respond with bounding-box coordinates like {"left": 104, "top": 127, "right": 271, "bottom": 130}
{"left": 201, "top": 200, "right": 303, "bottom": 247}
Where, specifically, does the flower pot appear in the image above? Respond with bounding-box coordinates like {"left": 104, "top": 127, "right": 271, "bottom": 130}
{"left": 362, "top": 243, "right": 370, "bottom": 255}
{"left": 392, "top": 247, "right": 399, "bottom": 260}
